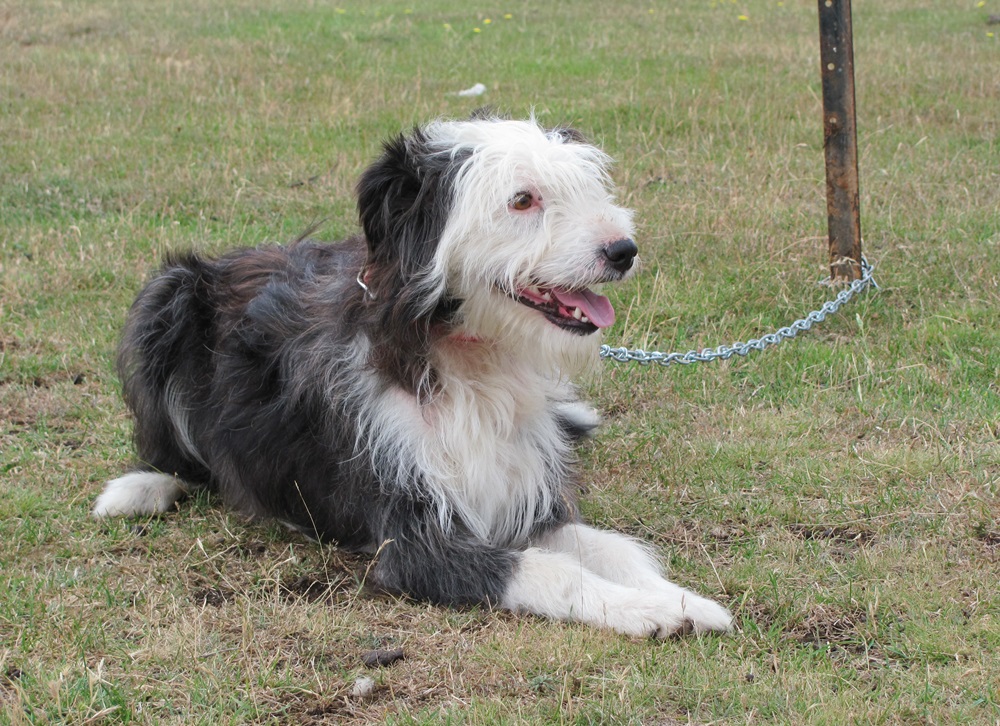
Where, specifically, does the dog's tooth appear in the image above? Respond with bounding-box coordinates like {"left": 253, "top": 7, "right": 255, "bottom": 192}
{"left": 581, "top": 314, "right": 590, "bottom": 323}
{"left": 526, "top": 285, "right": 541, "bottom": 296}
{"left": 572, "top": 307, "right": 583, "bottom": 320}
{"left": 541, "top": 291, "right": 552, "bottom": 302}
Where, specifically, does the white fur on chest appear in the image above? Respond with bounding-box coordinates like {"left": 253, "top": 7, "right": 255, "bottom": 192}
{"left": 360, "top": 352, "right": 574, "bottom": 547}
{"left": 423, "top": 363, "right": 571, "bottom": 546}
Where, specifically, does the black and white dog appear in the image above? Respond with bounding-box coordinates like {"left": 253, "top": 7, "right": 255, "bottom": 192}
{"left": 93, "top": 116, "right": 732, "bottom": 637}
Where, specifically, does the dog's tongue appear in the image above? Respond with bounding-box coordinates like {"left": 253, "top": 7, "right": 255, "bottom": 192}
{"left": 552, "top": 288, "right": 616, "bottom": 328}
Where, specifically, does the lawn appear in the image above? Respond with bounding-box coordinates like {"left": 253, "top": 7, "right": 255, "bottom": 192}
{"left": 1, "top": 0, "right": 998, "bottom": 723}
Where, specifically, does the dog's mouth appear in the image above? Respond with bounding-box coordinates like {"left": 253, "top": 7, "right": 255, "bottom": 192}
{"left": 514, "top": 284, "right": 615, "bottom": 335}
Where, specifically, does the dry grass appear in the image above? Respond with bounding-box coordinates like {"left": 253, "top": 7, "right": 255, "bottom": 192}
{"left": 2, "top": 0, "right": 999, "bottom": 723}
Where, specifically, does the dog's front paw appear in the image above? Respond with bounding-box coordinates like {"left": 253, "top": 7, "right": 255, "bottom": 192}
{"left": 673, "top": 591, "right": 734, "bottom": 636}
{"left": 605, "top": 589, "right": 733, "bottom": 638}
{"left": 504, "top": 549, "right": 732, "bottom": 638}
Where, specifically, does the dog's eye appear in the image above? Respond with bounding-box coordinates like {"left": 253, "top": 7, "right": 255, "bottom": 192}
{"left": 510, "top": 192, "right": 534, "bottom": 211}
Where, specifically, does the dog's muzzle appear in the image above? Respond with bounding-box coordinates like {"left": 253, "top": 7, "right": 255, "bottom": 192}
{"left": 506, "top": 239, "right": 638, "bottom": 335}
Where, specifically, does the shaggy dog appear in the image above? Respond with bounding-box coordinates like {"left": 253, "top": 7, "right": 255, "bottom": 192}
{"left": 93, "top": 116, "right": 732, "bottom": 637}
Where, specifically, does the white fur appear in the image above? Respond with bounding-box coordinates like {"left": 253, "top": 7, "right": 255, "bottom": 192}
{"left": 92, "top": 472, "right": 186, "bottom": 518}
{"left": 353, "top": 119, "right": 638, "bottom": 545}
{"left": 360, "top": 120, "right": 729, "bottom": 633}
{"left": 350, "top": 342, "right": 573, "bottom": 545}
{"left": 164, "top": 375, "right": 207, "bottom": 467}
{"left": 505, "top": 524, "right": 733, "bottom": 636}
{"left": 420, "top": 348, "right": 572, "bottom": 545}
{"left": 551, "top": 400, "right": 602, "bottom": 436}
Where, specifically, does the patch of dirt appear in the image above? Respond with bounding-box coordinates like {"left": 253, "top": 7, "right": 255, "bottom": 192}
{"left": 972, "top": 526, "right": 1000, "bottom": 560}
{"left": 0, "top": 337, "right": 82, "bottom": 389}
{"left": 278, "top": 572, "right": 353, "bottom": 603}
{"left": 0, "top": 371, "right": 96, "bottom": 434}
{"left": 796, "top": 604, "right": 910, "bottom": 671}
{"left": 635, "top": 517, "right": 751, "bottom": 552}
{"left": 787, "top": 523, "right": 876, "bottom": 546}
{"left": 974, "top": 527, "right": 1000, "bottom": 549}
{"left": 797, "top": 606, "right": 870, "bottom": 652}
{"left": 2, "top": 8, "right": 118, "bottom": 47}
{"left": 0, "top": 665, "right": 24, "bottom": 712}
{"left": 740, "top": 597, "right": 905, "bottom": 671}
{"left": 232, "top": 538, "right": 269, "bottom": 558}
{"left": 264, "top": 690, "right": 362, "bottom": 725}
{"left": 193, "top": 586, "right": 234, "bottom": 608}
{"left": 182, "top": 542, "right": 365, "bottom": 607}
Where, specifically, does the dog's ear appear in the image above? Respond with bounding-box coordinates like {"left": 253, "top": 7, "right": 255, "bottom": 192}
{"left": 356, "top": 128, "right": 458, "bottom": 288}
{"left": 354, "top": 127, "right": 465, "bottom": 392}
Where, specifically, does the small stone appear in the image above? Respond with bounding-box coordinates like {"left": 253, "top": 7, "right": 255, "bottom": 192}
{"left": 350, "top": 676, "right": 377, "bottom": 699}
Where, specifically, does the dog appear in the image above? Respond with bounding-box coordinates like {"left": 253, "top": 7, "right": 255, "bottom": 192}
{"left": 93, "top": 115, "right": 732, "bottom": 637}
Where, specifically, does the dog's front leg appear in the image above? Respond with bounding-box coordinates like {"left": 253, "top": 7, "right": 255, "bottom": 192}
{"left": 536, "top": 522, "right": 723, "bottom": 595}
{"left": 533, "top": 522, "right": 666, "bottom": 589}
{"left": 507, "top": 526, "right": 733, "bottom": 636}
{"left": 369, "top": 500, "right": 521, "bottom": 607}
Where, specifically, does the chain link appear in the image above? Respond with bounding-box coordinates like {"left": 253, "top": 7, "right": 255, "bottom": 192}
{"left": 600, "top": 257, "right": 878, "bottom": 366}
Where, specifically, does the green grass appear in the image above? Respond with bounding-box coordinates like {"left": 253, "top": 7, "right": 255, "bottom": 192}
{"left": 2, "top": 0, "right": 999, "bottom": 723}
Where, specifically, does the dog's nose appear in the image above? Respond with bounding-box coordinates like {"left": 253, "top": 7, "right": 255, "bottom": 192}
{"left": 602, "top": 238, "right": 638, "bottom": 273}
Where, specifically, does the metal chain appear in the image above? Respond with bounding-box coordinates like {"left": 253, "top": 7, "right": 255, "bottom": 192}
{"left": 600, "top": 256, "right": 878, "bottom": 366}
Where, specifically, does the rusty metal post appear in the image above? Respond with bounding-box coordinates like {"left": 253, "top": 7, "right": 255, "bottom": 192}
{"left": 818, "top": 0, "right": 862, "bottom": 281}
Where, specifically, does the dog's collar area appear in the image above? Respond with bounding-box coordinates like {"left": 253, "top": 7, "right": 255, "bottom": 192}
{"left": 514, "top": 284, "right": 615, "bottom": 334}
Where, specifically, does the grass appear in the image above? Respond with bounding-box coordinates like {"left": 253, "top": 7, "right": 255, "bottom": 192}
{"left": 2, "top": 0, "right": 998, "bottom": 723}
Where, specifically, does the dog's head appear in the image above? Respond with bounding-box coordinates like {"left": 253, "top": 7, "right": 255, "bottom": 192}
{"left": 356, "top": 115, "right": 637, "bottom": 375}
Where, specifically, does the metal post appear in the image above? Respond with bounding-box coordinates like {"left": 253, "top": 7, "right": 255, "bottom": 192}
{"left": 818, "top": 0, "right": 862, "bottom": 281}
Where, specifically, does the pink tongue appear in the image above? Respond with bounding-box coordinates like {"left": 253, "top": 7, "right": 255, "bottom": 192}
{"left": 551, "top": 288, "right": 616, "bottom": 328}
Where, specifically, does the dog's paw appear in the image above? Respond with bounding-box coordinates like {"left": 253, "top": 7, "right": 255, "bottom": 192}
{"left": 92, "top": 472, "right": 186, "bottom": 518}
{"left": 603, "top": 589, "right": 733, "bottom": 638}
{"left": 553, "top": 401, "right": 601, "bottom": 440}
{"left": 674, "top": 591, "right": 734, "bottom": 635}
{"left": 503, "top": 548, "right": 732, "bottom": 638}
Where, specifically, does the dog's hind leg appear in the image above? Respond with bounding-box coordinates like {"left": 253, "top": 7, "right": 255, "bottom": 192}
{"left": 92, "top": 471, "right": 187, "bottom": 518}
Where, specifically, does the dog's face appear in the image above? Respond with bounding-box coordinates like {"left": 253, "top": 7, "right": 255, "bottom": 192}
{"left": 357, "top": 117, "right": 637, "bottom": 372}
